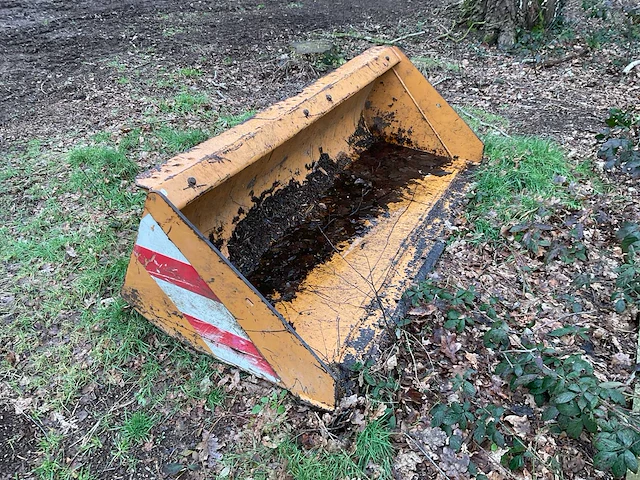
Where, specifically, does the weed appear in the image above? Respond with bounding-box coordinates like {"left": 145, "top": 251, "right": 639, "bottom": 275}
{"left": 159, "top": 91, "right": 209, "bottom": 114}
{"left": 178, "top": 67, "right": 203, "bottom": 77}
{"left": 251, "top": 389, "right": 287, "bottom": 415}
{"left": 155, "top": 126, "right": 208, "bottom": 153}
{"left": 612, "top": 222, "right": 640, "bottom": 311}
{"left": 207, "top": 387, "right": 225, "bottom": 409}
{"left": 486, "top": 319, "right": 640, "bottom": 477}
{"left": 596, "top": 106, "right": 640, "bottom": 177}
{"left": 121, "top": 411, "right": 155, "bottom": 444}
{"left": 406, "top": 281, "right": 477, "bottom": 332}
{"left": 351, "top": 360, "right": 398, "bottom": 405}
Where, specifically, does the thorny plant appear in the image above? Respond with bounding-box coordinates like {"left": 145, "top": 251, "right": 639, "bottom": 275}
{"left": 597, "top": 107, "right": 640, "bottom": 178}
{"left": 613, "top": 222, "right": 640, "bottom": 312}
{"left": 406, "top": 277, "right": 640, "bottom": 478}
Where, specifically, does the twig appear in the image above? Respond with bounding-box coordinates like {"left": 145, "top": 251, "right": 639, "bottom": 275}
{"left": 456, "top": 107, "right": 511, "bottom": 138}
{"left": 537, "top": 48, "right": 589, "bottom": 69}
{"left": 431, "top": 76, "right": 451, "bottom": 87}
{"left": 404, "top": 433, "right": 452, "bottom": 480}
{"left": 623, "top": 60, "right": 640, "bottom": 74}
{"left": 389, "top": 30, "right": 427, "bottom": 44}
{"left": 435, "top": 21, "right": 485, "bottom": 43}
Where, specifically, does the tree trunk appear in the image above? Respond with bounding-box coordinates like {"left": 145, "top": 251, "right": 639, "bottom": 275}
{"left": 463, "top": 0, "right": 563, "bottom": 49}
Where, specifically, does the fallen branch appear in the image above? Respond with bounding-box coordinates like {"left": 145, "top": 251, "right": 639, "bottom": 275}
{"left": 623, "top": 60, "right": 640, "bottom": 74}
{"left": 537, "top": 48, "right": 589, "bottom": 68}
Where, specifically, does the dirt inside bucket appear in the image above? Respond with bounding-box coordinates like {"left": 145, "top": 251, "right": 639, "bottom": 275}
{"left": 225, "top": 142, "right": 451, "bottom": 303}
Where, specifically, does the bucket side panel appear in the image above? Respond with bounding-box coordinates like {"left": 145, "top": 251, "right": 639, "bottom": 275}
{"left": 144, "top": 192, "right": 337, "bottom": 410}
{"left": 364, "top": 48, "right": 483, "bottom": 163}
{"left": 122, "top": 210, "right": 280, "bottom": 382}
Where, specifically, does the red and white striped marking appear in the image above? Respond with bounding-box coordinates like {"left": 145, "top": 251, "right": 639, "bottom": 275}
{"left": 134, "top": 213, "right": 279, "bottom": 382}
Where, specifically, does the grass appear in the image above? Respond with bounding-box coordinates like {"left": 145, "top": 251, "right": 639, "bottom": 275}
{"left": 275, "top": 419, "right": 394, "bottom": 480}
{"left": 178, "top": 67, "right": 203, "bottom": 77}
{"left": 121, "top": 411, "right": 155, "bottom": 443}
{"left": 3, "top": 99, "right": 375, "bottom": 479}
{"left": 159, "top": 91, "right": 209, "bottom": 113}
{"left": 411, "top": 55, "right": 461, "bottom": 73}
{"left": 155, "top": 126, "right": 208, "bottom": 153}
{"left": 456, "top": 108, "right": 598, "bottom": 242}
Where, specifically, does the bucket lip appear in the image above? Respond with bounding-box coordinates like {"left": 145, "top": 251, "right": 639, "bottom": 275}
{"left": 135, "top": 46, "right": 403, "bottom": 210}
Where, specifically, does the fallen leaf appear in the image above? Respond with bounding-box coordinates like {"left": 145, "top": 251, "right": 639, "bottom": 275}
{"left": 408, "top": 304, "right": 437, "bottom": 317}
{"left": 440, "top": 332, "right": 461, "bottom": 362}
{"left": 207, "top": 435, "right": 223, "bottom": 468}
{"left": 394, "top": 451, "right": 422, "bottom": 480}
{"left": 385, "top": 354, "right": 398, "bottom": 371}
{"left": 504, "top": 414, "right": 531, "bottom": 435}
{"left": 612, "top": 352, "right": 631, "bottom": 367}
{"left": 13, "top": 397, "right": 32, "bottom": 415}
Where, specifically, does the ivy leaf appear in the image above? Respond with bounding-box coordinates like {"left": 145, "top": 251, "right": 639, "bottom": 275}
{"left": 617, "top": 429, "right": 635, "bottom": 448}
{"left": 557, "top": 401, "right": 581, "bottom": 417}
{"left": 449, "top": 434, "right": 463, "bottom": 452}
{"left": 595, "top": 436, "right": 623, "bottom": 453}
{"left": 548, "top": 326, "right": 578, "bottom": 337}
{"left": 508, "top": 453, "right": 525, "bottom": 471}
{"left": 582, "top": 413, "right": 598, "bottom": 433}
{"left": 513, "top": 373, "right": 539, "bottom": 386}
{"left": 431, "top": 405, "right": 446, "bottom": 427}
{"left": 542, "top": 406, "right": 559, "bottom": 421}
{"left": 612, "top": 454, "right": 628, "bottom": 478}
{"left": 493, "top": 430, "right": 506, "bottom": 447}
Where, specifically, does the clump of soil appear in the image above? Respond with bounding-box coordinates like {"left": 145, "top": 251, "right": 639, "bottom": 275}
{"left": 226, "top": 141, "right": 451, "bottom": 302}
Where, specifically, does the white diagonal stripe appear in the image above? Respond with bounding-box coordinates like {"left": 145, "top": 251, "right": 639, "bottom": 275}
{"left": 136, "top": 214, "right": 189, "bottom": 264}
{"left": 153, "top": 277, "right": 248, "bottom": 339}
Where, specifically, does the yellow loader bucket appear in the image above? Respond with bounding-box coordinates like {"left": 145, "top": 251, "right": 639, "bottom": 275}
{"left": 122, "top": 46, "right": 483, "bottom": 410}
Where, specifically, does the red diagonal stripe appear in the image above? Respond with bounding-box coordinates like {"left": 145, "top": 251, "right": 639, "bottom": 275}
{"left": 133, "top": 244, "right": 220, "bottom": 302}
{"left": 184, "top": 313, "right": 278, "bottom": 379}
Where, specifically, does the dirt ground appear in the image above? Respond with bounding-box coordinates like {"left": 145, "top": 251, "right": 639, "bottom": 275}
{"left": 1, "top": 0, "right": 640, "bottom": 478}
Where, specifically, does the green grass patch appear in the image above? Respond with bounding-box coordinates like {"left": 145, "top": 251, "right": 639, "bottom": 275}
{"left": 215, "top": 110, "right": 256, "bottom": 130}
{"left": 178, "top": 67, "right": 203, "bottom": 77}
{"left": 277, "top": 419, "right": 393, "bottom": 480}
{"left": 155, "top": 126, "right": 208, "bottom": 153}
{"left": 471, "top": 135, "right": 574, "bottom": 223}
{"left": 456, "top": 108, "right": 597, "bottom": 242}
{"left": 120, "top": 411, "right": 155, "bottom": 444}
{"left": 159, "top": 91, "right": 209, "bottom": 113}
